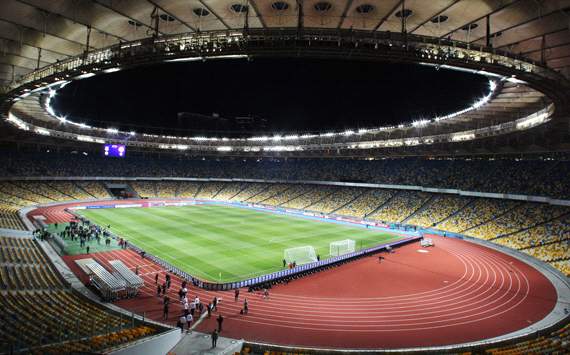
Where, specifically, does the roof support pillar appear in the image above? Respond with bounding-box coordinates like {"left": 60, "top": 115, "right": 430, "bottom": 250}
{"left": 244, "top": 3, "right": 250, "bottom": 33}
{"left": 83, "top": 25, "right": 91, "bottom": 62}
{"left": 401, "top": 0, "right": 407, "bottom": 34}
{"left": 151, "top": 7, "right": 160, "bottom": 38}
{"left": 486, "top": 15, "right": 491, "bottom": 47}
{"left": 297, "top": 0, "right": 304, "bottom": 37}
{"left": 36, "top": 47, "right": 42, "bottom": 70}
{"left": 541, "top": 34, "right": 546, "bottom": 64}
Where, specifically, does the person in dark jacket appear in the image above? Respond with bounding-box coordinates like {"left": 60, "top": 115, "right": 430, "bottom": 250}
{"left": 211, "top": 329, "right": 219, "bottom": 348}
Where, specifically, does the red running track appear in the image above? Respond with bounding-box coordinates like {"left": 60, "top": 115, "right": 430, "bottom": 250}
{"left": 61, "top": 235, "right": 557, "bottom": 349}
{"left": 33, "top": 202, "right": 557, "bottom": 349}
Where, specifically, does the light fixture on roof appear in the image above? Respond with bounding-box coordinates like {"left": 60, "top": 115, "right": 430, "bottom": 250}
{"left": 411, "top": 119, "right": 429, "bottom": 127}
{"left": 75, "top": 72, "right": 96, "bottom": 80}
{"left": 103, "top": 67, "right": 121, "bottom": 74}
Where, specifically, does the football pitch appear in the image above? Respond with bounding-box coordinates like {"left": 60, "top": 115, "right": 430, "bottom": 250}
{"left": 77, "top": 204, "right": 404, "bottom": 283}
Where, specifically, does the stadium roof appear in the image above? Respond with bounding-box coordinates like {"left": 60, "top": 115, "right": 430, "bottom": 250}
{"left": 1, "top": 0, "right": 569, "bottom": 86}
{"left": 0, "top": 0, "right": 569, "bottom": 156}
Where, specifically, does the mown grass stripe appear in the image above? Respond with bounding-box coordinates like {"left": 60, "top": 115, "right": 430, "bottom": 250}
{"left": 78, "top": 205, "right": 401, "bottom": 282}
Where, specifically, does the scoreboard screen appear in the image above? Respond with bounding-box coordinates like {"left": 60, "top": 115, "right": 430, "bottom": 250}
{"left": 103, "top": 144, "right": 126, "bottom": 158}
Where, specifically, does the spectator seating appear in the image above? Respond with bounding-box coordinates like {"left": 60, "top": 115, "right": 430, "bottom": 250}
{"left": 214, "top": 183, "right": 247, "bottom": 201}
{"left": 0, "top": 182, "right": 52, "bottom": 205}
{"left": 485, "top": 322, "right": 570, "bottom": 354}
{"left": 406, "top": 196, "right": 471, "bottom": 228}
{"left": 335, "top": 189, "right": 395, "bottom": 218}
{"left": 247, "top": 184, "right": 291, "bottom": 204}
{"left": 308, "top": 188, "right": 363, "bottom": 214}
{"left": 0, "top": 206, "right": 26, "bottom": 230}
{"left": 156, "top": 182, "right": 179, "bottom": 198}
{"left": 176, "top": 182, "right": 202, "bottom": 198}
{"left": 230, "top": 183, "right": 270, "bottom": 202}
{"left": 437, "top": 199, "right": 520, "bottom": 234}
{"left": 466, "top": 204, "right": 568, "bottom": 240}
{"left": 47, "top": 182, "right": 94, "bottom": 200}
{"left": 194, "top": 182, "right": 226, "bottom": 199}
{"left": 368, "top": 191, "right": 431, "bottom": 223}
{"left": 493, "top": 215, "right": 570, "bottom": 250}
{"left": 14, "top": 182, "right": 68, "bottom": 202}
{"left": 130, "top": 181, "right": 157, "bottom": 198}
{"left": 75, "top": 181, "right": 110, "bottom": 199}
{"left": 0, "top": 235, "right": 162, "bottom": 353}
{"left": 3, "top": 152, "right": 570, "bottom": 199}
{"left": 246, "top": 322, "right": 570, "bottom": 354}
{"left": 262, "top": 185, "right": 312, "bottom": 207}
{"left": 281, "top": 186, "right": 337, "bottom": 210}
{"left": 550, "top": 260, "right": 570, "bottom": 276}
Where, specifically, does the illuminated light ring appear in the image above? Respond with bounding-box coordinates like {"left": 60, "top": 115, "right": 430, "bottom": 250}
{"left": 38, "top": 79, "right": 499, "bottom": 142}
{"left": 4, "top": 28, "right": 567, "bottom": 153}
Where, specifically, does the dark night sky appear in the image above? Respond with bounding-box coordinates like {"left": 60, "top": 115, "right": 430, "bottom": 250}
{"left": 52, "top": 58, "right": 489, "bottom": 135}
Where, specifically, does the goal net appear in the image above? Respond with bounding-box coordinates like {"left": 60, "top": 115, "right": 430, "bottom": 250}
{"left": 330, "top": 239, "right": 356, "bottom": 257}
{"left": 284, "top": 246, "right": 318, "bottom": 265}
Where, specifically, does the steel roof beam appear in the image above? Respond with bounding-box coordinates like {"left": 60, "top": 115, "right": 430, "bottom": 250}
{"left": 90, "top": 0, "right": 165, "bottom": 37}
{"left": 438, "top": 0, "right": 522, "bottom": 39}
{"left": 337, "top": 0, "right": 353, "bottom": 29}
{"left": 0, "top": 35, "right": 71, "bottom": 58}
{"left": 145, "top": 0, "right": 197, "bottom": 32}
{"left": 248, "top": 0, "right": 267, "bottom": 29}
{"left": 198, "top": 0, "right": 231, "bottom": 30}
{"left": 468, "top": 7, "right": 570, "bottom": 45}
{"left": 372, "top": 0, "right": 404, "bottom": 32}
{"left": 0, "top": 18, "right": 90, "bottom": 51}
{"left": 15, "top": 0, "right": 127, "bottom": 44}
{"left": 408, "top": 0, "right": 461, "bottom": 34}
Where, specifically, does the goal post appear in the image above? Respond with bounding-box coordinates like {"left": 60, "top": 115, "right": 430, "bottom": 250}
{"left": 283, "top": 246, "right": 318, "bottom": 265}
{"left": 330, "top": 239, "right": 356, "bottom": 257}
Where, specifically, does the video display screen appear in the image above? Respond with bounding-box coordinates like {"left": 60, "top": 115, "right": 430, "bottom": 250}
{"left": 103, "top": 144, "right": 126, "bottom": 158}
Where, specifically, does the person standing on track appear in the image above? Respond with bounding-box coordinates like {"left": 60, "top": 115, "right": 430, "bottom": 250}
{"left": 165, "top": 273, "right": 171, "bottom": 289}
{"left": 163, "top": 300, "right": 169, "bottom": 320}
{"left": 185, "top": 313, "right": 193, "bottom": 332}
{"left": 177, "top": 314, "right": 186, "bottom": 333}
{"left": 211, "top": 329, "right": 219, "bottom": 348}
{"left": 243, "top": 298, "right": 249, "bottom": 315}
{"left": 234, "top": 288, "right": 239, "bottom": 302}
{"left": 190, "top": 299, "right": 196, "bottom": 317}
{"left": 216, "top": 314, "right": 224, "bottom": 332}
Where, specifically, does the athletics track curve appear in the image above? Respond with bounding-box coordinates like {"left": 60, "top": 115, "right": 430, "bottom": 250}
{"left": 32, "top": 202, "right": 558, "bottom": 350}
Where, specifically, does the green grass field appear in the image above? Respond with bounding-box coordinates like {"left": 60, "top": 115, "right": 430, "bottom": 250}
{"left": 76, "top": 204, "right": 403, "bottom": 282}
